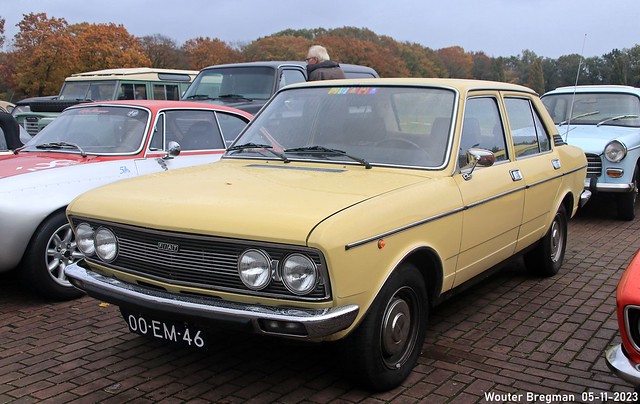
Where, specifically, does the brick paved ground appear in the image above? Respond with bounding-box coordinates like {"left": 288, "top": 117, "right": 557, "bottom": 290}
{"left": 1, "top": 198, "right": 639, "bottom": 403}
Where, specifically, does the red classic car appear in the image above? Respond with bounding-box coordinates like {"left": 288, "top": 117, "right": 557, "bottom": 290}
{"left": 606, "top": 249, "right": 640, "bottom": 391}
{"left": 0, "top": 100, "right": 252, "bottom": 300}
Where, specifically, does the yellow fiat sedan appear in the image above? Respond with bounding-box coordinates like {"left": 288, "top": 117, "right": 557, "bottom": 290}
{"left": 65, "top": 78, "right": 589, "bottom": 391}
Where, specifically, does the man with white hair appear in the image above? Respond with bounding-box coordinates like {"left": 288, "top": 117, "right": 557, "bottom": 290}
{"left": 305, "top": 45, "right": 346, "bottom": 81}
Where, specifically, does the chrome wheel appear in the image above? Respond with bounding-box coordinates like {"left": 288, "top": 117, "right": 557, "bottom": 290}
{"left": 44, "top": 222, "right": 81, "bottom": 287}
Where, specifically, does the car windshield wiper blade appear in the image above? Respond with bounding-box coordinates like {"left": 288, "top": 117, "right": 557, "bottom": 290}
{"left": 184, "top": 94, "right": 216, "bottom": 100}
{"left": 227, "top": 142, "right": 289, "bottom": 163}
{"left": 216, "top": 94, "right": 253, "bottom": 102}
{"left": 596, "top": 114, "right": 640, "bottom": 126}
{"left": 35, "top": 141, "right": 86, "bottom": 157}
{"left": 558, "top": 110, "right": 599, "bottom": 126}
{"left": 284, "top": 145, "right": 372, "bottom": 169}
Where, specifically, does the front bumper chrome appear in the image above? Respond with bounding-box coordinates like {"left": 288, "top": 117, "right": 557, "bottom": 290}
{"left": 585, "top": 178, "right": 634, "bottom": 193}
{"left": 64, "top": 260, "right": 359, "bottom": 339}
{"left": 580, "top": 190, "right": 592, "bottom": 208}
{"left": 605, "top": 344, "right": 640, "bottom": 386}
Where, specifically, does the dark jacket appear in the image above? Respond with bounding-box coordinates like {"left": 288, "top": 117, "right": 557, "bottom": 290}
{"left": 307, "top": 61, "right": 346, "bottom": 81}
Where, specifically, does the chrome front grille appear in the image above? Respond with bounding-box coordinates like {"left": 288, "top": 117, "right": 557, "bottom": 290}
{"left": 585, "top": 153, "right": 602, "bottom": 178}
{"left": 74, "top": 219, "right": 330, "bottom": 301}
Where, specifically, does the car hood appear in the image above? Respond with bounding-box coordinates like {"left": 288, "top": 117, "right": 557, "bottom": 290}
{"left": 0, "top": 152, "right": 94, "bottom": 179}
{"left": 68, "top": 159, "right": 434, "bottom": 245}
{"left": 557, "top": 124, "right": 640, "bottom": 154}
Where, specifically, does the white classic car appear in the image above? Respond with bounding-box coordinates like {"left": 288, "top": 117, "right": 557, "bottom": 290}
{"left": 0, "top": 100, "right": 252, "bottom": 300}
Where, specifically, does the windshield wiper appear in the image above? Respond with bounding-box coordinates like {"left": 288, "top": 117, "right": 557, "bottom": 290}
{"left": 184, "top": 94, "right": 216, "bottom": 100}
{"left": 284, "top": 145, "right": 372, "bottom": 169}
{"left": 227, "top": 142, "right": 289, "bottom": 163}
{"left": 558, "top": 110, "right": 599, "bottom": 126}
{"left": 596, "top": 114, "right": 640, "bottom": 127}
{"left": 216, "top": 94, "right": 253, "bottom": 102}
{"left": 35, "top": 141, "right": 87, "bottom": 157}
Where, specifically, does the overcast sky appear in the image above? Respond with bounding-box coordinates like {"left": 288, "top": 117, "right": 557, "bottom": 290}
{"left": 1, "top": 0, "right": 638, "bottom": 59}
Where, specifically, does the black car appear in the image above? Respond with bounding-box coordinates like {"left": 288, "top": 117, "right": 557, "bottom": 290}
{"left": 182, "top": 61, "right": 379, "bottom": 114}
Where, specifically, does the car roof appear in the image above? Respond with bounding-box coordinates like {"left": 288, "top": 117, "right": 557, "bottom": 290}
{"left": 200, "top": 61, "right": 378, "bottom": 76}
{"left": 64, "top": 99, "right": 254, "bottom": 117}
{"left": 544, "top": 85, "right": 640, "bottom": 96}
{"left": 281, "top": 77, "right": 537, "bottom": 94}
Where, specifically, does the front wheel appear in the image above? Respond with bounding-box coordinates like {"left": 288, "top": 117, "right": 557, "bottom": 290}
{"left": 21, "top": 211, "right": 85, "bottom": 300}
{"left": 524, "top": 205, "right": 567, "bottom": 277}
{"left": 617, "top": 168, "right": 638, "bottom": 221}
{"left": 339, "top": 263, "right": 428, "bottom": 391}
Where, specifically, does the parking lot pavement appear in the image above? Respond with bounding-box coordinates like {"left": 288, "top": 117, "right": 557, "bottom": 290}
{"left": 1, "top": 198, "right": 638, "bottom": 404}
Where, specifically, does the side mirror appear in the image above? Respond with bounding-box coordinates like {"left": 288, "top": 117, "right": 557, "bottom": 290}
{"left": 462, "top": 148, "right": 495, "bottom": 180}
{"left": 164, "top": 141, "right": 181, "bottom": 160}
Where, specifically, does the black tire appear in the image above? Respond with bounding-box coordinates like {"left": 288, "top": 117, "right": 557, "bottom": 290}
{"left": 21, "top": 211, "right": 85, "bottom": 300}
{"left": 339, "top": 263, "right": 428, "bottom": 391}
{"left": 524, "top": 205, "right": 568, "bottom": 277}
{"left": 617, "top": 168, "right": 638, "bottom": 221}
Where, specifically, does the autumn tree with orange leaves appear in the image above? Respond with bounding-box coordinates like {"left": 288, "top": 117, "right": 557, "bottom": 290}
{"left": 69, "top": 22, "right": 151, "bottom": 73}
{"left": 182, "top": 37, "right": 240, "bottom": 70}
{"left": 10, "top": 13, "right": 78, "bottom": 96}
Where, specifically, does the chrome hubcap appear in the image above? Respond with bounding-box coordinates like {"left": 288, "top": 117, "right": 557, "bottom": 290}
{"left": 549, "top": 217, "right": 563, "bottom": 263}
{"left": 382, "top": 298, "right": 410, "bottom": 357}
{"left": 46, "top": 224, "right": 81, "bottom": 287}
{"left": 380, "top": 286, "right": 418, "bottom": 370}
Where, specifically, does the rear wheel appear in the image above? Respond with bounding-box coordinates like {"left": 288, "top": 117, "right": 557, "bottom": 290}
{"left": 339, "top": 263, "right": 428, "bottom": 391}
{"left": 22, "top": 211, "right": 85, "bottom": 300}
{"left": 524, "top": 205, "right": 567, "bottom": 277}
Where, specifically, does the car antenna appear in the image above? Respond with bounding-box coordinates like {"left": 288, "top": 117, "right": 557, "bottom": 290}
{"left": 565, "top": 34, "right": 588, "bottom": 142}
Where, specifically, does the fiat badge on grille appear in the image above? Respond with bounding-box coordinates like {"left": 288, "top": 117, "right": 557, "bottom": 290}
{"left": 157, "top": 242, "right": 179, "bottom": 252}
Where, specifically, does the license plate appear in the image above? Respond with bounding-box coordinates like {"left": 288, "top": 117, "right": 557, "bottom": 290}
{"left": 123, "top": 312, "right": 207, "bottom": 349}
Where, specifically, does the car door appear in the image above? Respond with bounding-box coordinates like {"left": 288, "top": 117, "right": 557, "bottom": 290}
{"left": 503, "top": 94, "right": 562, "bottom": 251}
{"left": 278, "top": 67, "right": 307, "bottom": 90}
{"left": 453, "top": 94, "right": 525, "bottom": 287}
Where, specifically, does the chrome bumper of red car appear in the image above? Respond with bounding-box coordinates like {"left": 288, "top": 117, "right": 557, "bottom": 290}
{"left": 606, "top": 344, "right": 640, "bottom": 386}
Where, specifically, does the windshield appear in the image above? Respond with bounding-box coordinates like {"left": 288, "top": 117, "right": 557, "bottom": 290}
{"left": 542, "top": 92, "right": 640, "bottom": 127}
{"left": 59, "top": 81, "right": 118, "bottom": 101}
{"left": 183, "top": 67, "right": 275, "bottom": 101}
{"left": 227, "top": 86, "right": 456, "bottom": 168}
{"left": 22, "top": 105, "right": 149, "bottom": 154}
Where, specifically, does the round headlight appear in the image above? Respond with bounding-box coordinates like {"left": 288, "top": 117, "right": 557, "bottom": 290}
{"left": 95, "top": 227, "right": 118, "bottom": 262}
{"left": 605, "top": 140, "right": 627, "bottom": 163}
{"left": 75, "top": 223, "right": 95, "bottom": 256}
{"left": 281, "top": 254, "right": 318, "bottom": 295}
{"left": 238, "top": 249, "right": 271, "bottom": 290}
